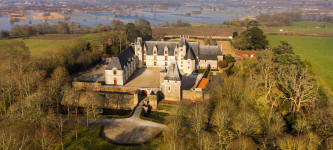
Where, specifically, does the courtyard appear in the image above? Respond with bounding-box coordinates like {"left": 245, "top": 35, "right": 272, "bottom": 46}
{"left": 125, "top": 68, "right": 161, "bottom": 88}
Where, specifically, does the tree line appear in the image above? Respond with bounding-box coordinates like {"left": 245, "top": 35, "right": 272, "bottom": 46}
{"left": 0, "top": 18, "right": 153, "bottom": 149}
{"left": 162, "top": 41, "right": 333, "bottom": 149}
{"left": 0, "top": 20, "right": 119, "bottom": 39}
{"left": 0, "top": 38, "right": 103, "bottom": 149}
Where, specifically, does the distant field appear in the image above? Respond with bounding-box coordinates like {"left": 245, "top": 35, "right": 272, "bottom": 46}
{"left": 152, "top": 26, "right": 242, "bottom": 37}
{"left": 268, "top": 35, "right": 333, "bottom": 91}
{"left": 0, "top": 33, "right": 100, "bottom": 57}
{"left": 264, "top": 21, "right": 333, "bottom": 35}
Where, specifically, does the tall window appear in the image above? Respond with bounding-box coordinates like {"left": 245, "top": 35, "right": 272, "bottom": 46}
{"left": 168, "top": 86, "right": 171, "bottom": 92}
{"left": 165, "top": 56, "right": 168, "bottom": 61}
{"left": 154, "top": 61, "right": 157, "bottom": 66}
{"left": 154, "top": 50, "right": 157, "bottom": 55}
{"left": 113, "top": 70, "right": 117, "bottom": 75}
{"left": 165, "top": 50, "right": 168, "bottom": 55}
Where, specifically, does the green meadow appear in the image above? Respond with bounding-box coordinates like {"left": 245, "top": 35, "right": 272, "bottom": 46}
{"left": 60, "top": 125, "right": 163, "bottom": 150}
{"left": 264, "top": 21, "right": 333, "bottom": 34}
{"left": 0, "top": 33, "right": 100, "bottom": 57}
{"left": 268, "top": 35, "right": 333, "bottom": 91}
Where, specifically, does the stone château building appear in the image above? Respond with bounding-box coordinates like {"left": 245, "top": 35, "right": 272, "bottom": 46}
{"left": 105, "top": 36, "right": 223, "bottom": 101}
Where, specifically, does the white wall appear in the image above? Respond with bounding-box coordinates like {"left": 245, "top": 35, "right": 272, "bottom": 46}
{"left": 105, "top": 69, "right": 124, "bottom": 85}
{"left": 199, "top": 60, "right": 218, "bottom": 69}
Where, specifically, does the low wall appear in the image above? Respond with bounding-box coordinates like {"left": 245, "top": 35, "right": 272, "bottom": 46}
{"left": 183, "top": 90, "right": 203, "bottom": 101}
{"left": 104, "top": 93, "right": 138, "bottom": 110}
{"left": 73, "top": 82, "right": 137, "bottom": 93}
{"left": 73, "top": 82, "right": 160, "bottom": 110}
{"left": 182, "top": 90, "right": 211, "bottom": 101}
{"left": 73, "top": 82, "right": 160, "bottom": 94}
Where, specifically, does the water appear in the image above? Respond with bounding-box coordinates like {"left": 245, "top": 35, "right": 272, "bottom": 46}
{"left": 0, "top": 6, "right": 280, "bottom": 31}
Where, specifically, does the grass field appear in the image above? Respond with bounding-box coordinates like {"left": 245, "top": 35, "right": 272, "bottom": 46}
{"left": 268, "top": 35, "right": 333, "bottom": 91}
{"left": 60, "top": 125, "right": 163, "bottom": 150}
{"left": 0, "top": 33, "right": 101, "bottom": 57}
{"left": 264, "top": 21, "right": 333, "bottom": 34}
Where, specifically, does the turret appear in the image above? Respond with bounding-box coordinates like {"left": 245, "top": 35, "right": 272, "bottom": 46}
{"left": 135, "top": 37, "right": 143, "bottom": 68}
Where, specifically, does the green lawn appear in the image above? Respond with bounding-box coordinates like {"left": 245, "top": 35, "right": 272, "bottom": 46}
{"left": 268, "top": 35, "right": 333, "bottom": 91}
{"left": 59, "top": 125, "right": 164, "bottom": 150}
{"left": 0, "top": 33, "right": 101, "bottom": 57}
{"left": 264, "top": 21, "right": 333, "bottom": 34}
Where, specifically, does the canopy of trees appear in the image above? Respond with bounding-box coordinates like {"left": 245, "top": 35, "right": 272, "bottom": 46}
{"left": 232, "top": 27, "right": 268, "bottom": 50}
{"left": 0, "top": 38, "right": 103, "bottom": 149}
{"left": 8, "top": 21, "right": 113, "bottom": 37}
{"left": 162, "top": 41, "right": 333, "bottom": 150}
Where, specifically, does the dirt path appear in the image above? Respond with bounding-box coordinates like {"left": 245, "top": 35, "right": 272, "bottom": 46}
{"left": 89, "top": 100, "right": 167, "bottom": 145}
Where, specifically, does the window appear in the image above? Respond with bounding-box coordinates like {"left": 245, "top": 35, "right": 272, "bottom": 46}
{"left": 168, "top": 86, "right": 171, "bottom": 92}
{"left": 165, "top": 56, "right": 168, "bottom": 61}
{"left": 175, "top": 51, "right": 178, "bottom": 55}
{"left": 113, "top": 70, "right": 117, "bottom": 75}
{"left": 154, "top": 61, "right": 157, "bottom": 66}
{"left": 165, "top": 51, "right": 168, "bottom": 55}
{"left": 165, "top": 62, "right": 168, "bottom": 66}
{"left": 154, "top": 50, "right": 157, "bottom": 55}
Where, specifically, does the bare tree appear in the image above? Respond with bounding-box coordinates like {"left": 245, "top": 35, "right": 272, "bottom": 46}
{"left": 277, "top": 65, "right": 317, "bottom": 112}
{"left": 79, "top": 92, "right": 104, "bottom": 127}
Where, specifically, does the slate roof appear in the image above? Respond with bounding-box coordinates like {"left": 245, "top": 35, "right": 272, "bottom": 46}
{"left": 106, "top": 47, "right": 135, "bottom": 70}
{"left": 188, "top": 42, "right": 199, "bottom": 57}
{"left": 144, "top": 41, "right": 178, "bottom": 56}
{"left": 165, "top": 62, "right": 182, "bottom": 81}
{"left": 198, "top": 46, "right": 222, "bottom": 60}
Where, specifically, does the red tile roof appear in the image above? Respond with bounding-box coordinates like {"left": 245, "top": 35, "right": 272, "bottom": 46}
{"left": 197, "top": 78, "right": 209, "bottom": 89}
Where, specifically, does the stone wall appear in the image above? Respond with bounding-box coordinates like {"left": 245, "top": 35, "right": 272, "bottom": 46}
{"left": 183, "top": 90, "right": 204, "bottom": 101}
{"left": 103, "top": 93, "right": 138, "bottom": 110}
{"left": 162, "top": 80, "right": 182, "bottom": 101}
{"left": 199, "top": 60, "right": 218, "bottom": 69}
{"left": 72, "top": 82, "right": 161, "bottom": 110}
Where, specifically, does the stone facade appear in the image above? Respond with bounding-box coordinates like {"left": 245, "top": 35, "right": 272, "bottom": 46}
{"left": 104, "top": 47, "right": 137, "bottom": 85}
{"left": 104, "top": 36, "right": 223, "bottom": 101}
{"left": 161, "top": 62, "right": 182, "bottom": 101}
